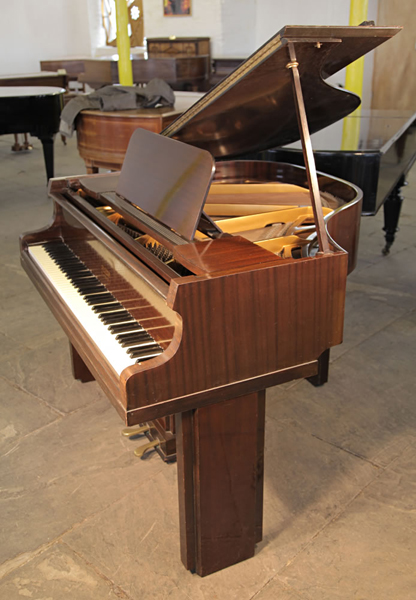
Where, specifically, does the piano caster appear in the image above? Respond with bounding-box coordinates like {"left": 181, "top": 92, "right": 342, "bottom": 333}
{"left": 121, "top": 425, "right": 150, "bottom": 438}
{"left": 134, "top": 439, "right": 160, "bottom": 459}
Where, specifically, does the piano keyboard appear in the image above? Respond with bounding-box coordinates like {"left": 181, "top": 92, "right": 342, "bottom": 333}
{"left": 28, "top": 241, "right": 165, "bottom": 375}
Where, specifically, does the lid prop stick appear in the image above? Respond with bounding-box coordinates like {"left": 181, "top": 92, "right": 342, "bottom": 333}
{"left": 286, "top": 41, "right": 331, "bottom": 254}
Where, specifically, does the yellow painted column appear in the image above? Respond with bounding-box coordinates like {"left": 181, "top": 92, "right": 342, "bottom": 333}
{"left": 115, "top": 0, "right": 133, "bottom": 86}
{"left": 341, "top": 0, "right": 368, "bottom": 150}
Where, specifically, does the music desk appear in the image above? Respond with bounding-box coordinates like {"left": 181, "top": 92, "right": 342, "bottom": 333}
{"left": 0, "top": 86, "right": 65, "bottom": 180}
{"left": 76, "top": 92, "right": 203, "bottom": 173}
{"left": 255, "top": 109, "right": 416, "bottom": 254}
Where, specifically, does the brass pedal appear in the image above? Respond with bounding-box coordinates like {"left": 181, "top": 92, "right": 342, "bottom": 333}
{"left": 121, "top": 425, "right": 150, "bottom": 438}
{"left": 134, "top": 439, "right": 160, "bottom": 459}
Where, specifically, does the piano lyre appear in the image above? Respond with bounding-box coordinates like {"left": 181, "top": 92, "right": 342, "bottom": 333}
{"left": 20, "top": 24, "right": 400, "bottom": 576}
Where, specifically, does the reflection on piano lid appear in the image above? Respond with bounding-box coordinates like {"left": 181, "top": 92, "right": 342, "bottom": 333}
{"left": 20, "top": 24, "right": 401, "bottom": 577}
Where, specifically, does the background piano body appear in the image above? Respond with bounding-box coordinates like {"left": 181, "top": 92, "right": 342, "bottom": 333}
{"left": 20, "top": 25, "right": 400, "bottom": 576}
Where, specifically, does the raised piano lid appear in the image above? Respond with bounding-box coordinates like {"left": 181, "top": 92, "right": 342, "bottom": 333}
{"left": 161, "top": 24, "right": 401, "bottom": 158}
{"left": 78, "top": 24, "right": 400, "bottom": 247}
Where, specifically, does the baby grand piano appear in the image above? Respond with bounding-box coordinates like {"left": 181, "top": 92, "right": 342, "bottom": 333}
{"left": 20, "top": 25, "right": 399, "bottom": 576}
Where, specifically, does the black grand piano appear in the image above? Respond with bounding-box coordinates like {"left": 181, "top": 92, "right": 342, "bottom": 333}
{"left": 0, "top": 86, "right": 65, "bottom": 180}
{"left": 251, "top": 108, "right": 416, "bottom": 254}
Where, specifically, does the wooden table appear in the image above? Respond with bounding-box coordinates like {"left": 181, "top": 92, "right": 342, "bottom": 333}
{"left": 76, "top": 92, "right": 203, "bottom": 173}
{"left": 0, "top": 72, "right": 67, "bottom": 89}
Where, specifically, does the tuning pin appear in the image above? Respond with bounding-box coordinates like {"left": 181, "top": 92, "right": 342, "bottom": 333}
{"left": 134, "top": 439, "right": 160, "bottom": 459}
{"left": 121, "top": 425, "right": 150, "bottom": 438}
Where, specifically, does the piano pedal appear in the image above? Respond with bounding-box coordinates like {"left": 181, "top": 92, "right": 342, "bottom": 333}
{"left": 121, "top": 424, "right": 150, "bottom": 438}
{"left": 134, "top": 439, "right": 160, "bottom": 459}
{"left": 123, "top": 422, "right": 177, "bottom": 462}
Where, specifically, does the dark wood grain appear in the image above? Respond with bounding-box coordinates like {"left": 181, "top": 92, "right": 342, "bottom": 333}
{"left": 109, "top": 56, "right": 210, "bottom": 91}
{"left": 0, "top": 72, "right": 67, "bottom": 88}
{"left": 122, "top": 249, "right": 348, "bottom": 420}
{"left": 70, "top": 343, "right": 95, "bottom": 382}
{"left": 176, "top": 392, "right": 264, "bottom": 576}
{"left": 76, "top": 108, "right": 181, "bottom": 173}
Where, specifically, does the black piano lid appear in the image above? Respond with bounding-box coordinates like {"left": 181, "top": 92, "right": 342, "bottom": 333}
{"left": 162, "top": 24, "right": 401, "bottom": 158}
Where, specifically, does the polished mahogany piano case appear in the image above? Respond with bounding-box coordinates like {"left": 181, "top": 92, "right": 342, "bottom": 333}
{"left": 20, "top": 24, "right": 400, "bottom": 576}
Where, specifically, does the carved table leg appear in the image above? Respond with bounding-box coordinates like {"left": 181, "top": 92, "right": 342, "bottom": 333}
{"left": 70, "top": 343, "right": 95, "bottom": 383}
{"left": 382, "top": 176, "right": 406, "bottom": 255}
{"left": 176, "top": 391, "right": 265, "bottom": 576}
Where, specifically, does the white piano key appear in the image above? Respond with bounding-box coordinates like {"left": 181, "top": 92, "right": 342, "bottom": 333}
{"left": 28, "top": 244, "right": 161, "bottom": 375}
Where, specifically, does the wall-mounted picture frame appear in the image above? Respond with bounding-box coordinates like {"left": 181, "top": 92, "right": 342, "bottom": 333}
{"left": 163, "top": 0, "right": 191, "bottom": 16}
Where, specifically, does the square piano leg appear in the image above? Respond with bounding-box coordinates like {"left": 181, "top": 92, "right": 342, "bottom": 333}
{"left": 176, "top": 391, "right": 265, "bottom": 576}
{"left": 69, "top": 343, "right": 95, "bottom": 383}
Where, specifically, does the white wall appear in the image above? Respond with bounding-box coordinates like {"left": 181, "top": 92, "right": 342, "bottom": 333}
{"left": 255, "top": 0, "right": 350, "bottom": 49}
{"left": 0, "top": 0, "right": 93, "bottom": 75}
{"left": 142, "top": 0, "right": 224, "bottom": 56}
{"left": 220, "top": 0, "right": 257, "bottom": 57}
{"left": 0, "top": 0, "right": 379, "bottom": 109}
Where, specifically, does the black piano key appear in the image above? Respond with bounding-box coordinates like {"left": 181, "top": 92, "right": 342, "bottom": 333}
{"left": 108, "top": 322, "right": 143, "bottom": 334}
{"left": 69, "top": 273, "right": 98, "bottom": 281}
{"left": 118, "top": 334, "right": 153, "bottom": 347}
{"left": 75, "top": 283, "right": 107, "bottom": 293}
{"left": 115, "top": 330, "right": 148, "bottom": 342}
{"left": 100, "top": 312, "right": 133, "bottom": 325}
{"left": 64, "top": 269, "right": 92, "bottom": 277}
{"left": 70, "top": 276, "right": 100, "bottom": 285}
{"left": 68, "top": 273, "right": 96, "bottom": 281}
{"left": 48, "top": 255, "right": 79, "bottom": 262}
{"left": 79, "top": 289, "right": 109, "bottom": 297}
{"left": 129, "top": 345, "right": 161, "bottom": 359}
{"left": 127, "top": 338, "right": 158, "bottom": 350}
{"left": 73, "top": 282, "right": 102, "bottom": 291}
{"left": 40, "top": 241, "right": 167, "bottom": 365}
{"left": 93, "top": 302, "right": 124, "bottom": 314}
{"left": 85, "top": 293, "right": 114, "bottom": 304}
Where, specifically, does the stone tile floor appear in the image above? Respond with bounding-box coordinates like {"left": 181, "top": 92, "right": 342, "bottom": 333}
{"left": 0, "top": 133, "right": 415, "bottom": 599}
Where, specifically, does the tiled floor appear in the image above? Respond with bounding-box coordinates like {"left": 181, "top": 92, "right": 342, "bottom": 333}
{"left": 0, "top": 133, "right": 415, "bottom": 599}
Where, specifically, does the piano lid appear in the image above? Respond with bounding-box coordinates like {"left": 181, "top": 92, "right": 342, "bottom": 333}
{"left": 161, "top": 24, "right": 401, "bottom": 158}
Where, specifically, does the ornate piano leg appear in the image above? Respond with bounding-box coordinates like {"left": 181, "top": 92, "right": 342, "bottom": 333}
{"left": 22, "top": 133, "right": 33, "bottom": 151}
{"left": 39, "top": 135, "right": 55, "bottom": 181}
{"left": 382, "top": 176, "right": 406, "bottom": 255}
{"left": 307, "top": 348, "right": 330, "bottom": 387}
{"left": 69, "top": 343, "right": 95, "bottom": 383}
{"left": 12, "top": 134, "right": 22, "bottom": 152}
{"left": 176, "top": 391, "right": 265, "bottom": 576}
